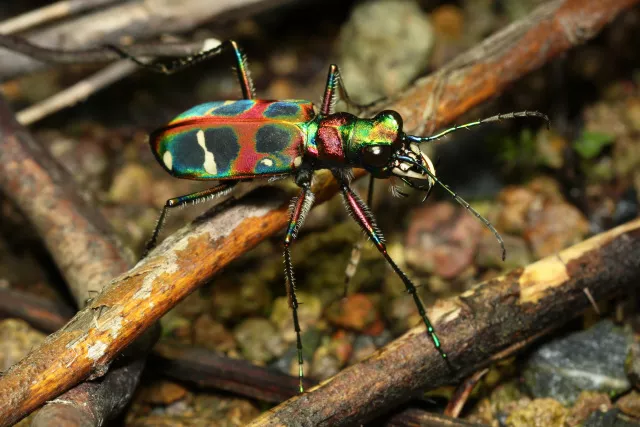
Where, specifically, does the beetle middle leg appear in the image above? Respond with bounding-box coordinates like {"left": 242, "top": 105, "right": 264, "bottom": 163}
{"left": 143, "top": 181, "right": 237, "bottom": 258}
{"left": 109, "top": 39, "right": 255, "bottom": 99}
{"left": 333, "top": 171, "right": 452, "bottom": 370}
{"left": 283, "top": 167, "right": 315, "bottom": 392}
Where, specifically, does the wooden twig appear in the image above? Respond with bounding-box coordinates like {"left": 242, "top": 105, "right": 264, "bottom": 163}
{"left": 444, "top": 369, "right": 489, "bottom": 418}
{"left": 0, "top": 0, "right": 296, "bottom": 79}
{"left": 15, "top": 39, "right": 220, "bottom": 125}
{"left": 0, "top": 101, "right": 130, "bottom": 308}
{"left": 247, "top": 219, "right": 640, "bottom": 426}
{"left": 384, "top": 408, "right": 485, "bottom": 427}
{"left": 0, "top": 34, "right": 215, "bottom": 64}
{"left": 16, "top": 59, "right": 138, "bottom": 125}
{"left": 151, "top": 342, "right": 316, "bottom": 403}
{"left": 0, "top": 0, "right": 121, "bottom": 34}
{"left": 0, "top": 288, "right": 314, "bottom": 403}
{"left": 0, "top": 170, "right": 351, "bottom": 426}
{"left": 0, "top": 0, "right": 635, "bottom": 424}
{"left": 363, "top": 0, "right": 640, "bottom": 135}
{"left": 0, "top": 93, "right": 145, "bottom": 425}
{"left": 0, "top": 288, "right": 73, "bottom": 332}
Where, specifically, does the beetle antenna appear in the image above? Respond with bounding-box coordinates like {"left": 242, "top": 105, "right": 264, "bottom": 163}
{"left": 406, "top": 111, "right": 549, "bottom": 144}
{"left": 396, "top": 155, "right": 506, "bottom": 260}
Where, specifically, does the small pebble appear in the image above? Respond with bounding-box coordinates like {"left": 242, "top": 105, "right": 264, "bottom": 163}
{"left": 0, "top": 319, "right": 45, "bottom": 371}
{"left": 566, "top": 391, "right": 612, "bottom": 427}
{"left": 405, "top": 202, "right": 482, "bottom": 279}
{"left": 325, "top": 293, "right": 378, "bottom": 331}
{"left": 192, "top": 313, "right": 236, "bottom": 353}
{"left": 616, "top": 390, "right": 640, "bottom": 418}
{"left": 506, "top": 398, "right": 568, "bottom": 427}
{"left": 139, "top": 381, "right": 188, "bottom": 405}
{"left": 233, "top": 317, "right": 285, "bottom": 364}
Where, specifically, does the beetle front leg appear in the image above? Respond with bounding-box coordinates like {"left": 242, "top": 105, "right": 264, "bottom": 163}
{"left": 143, "top": 181, "right": 237, "bottom": 258}
{"left": 109, "top": 39, "right": 255, "bottom": 99}
{"left": 333, "top": 171, "right": 452, "bottom": 370}
{"left": 343, "top": 174, "right": 375, "bottom": 296}
{"left": 283, "top": 169, "right": 315, "bottom": 392}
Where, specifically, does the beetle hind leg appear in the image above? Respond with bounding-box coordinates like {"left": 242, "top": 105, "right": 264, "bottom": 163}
{"left": 109, "top": 39, "right": 255, "bottom": 99}
{"left": 142, "top": 181, "right": 237, "bottom": 259}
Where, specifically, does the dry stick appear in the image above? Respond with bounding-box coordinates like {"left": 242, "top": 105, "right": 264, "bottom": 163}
{"left": 151, "top": 342, "right": 316, "bottom": 403}
{"left": 0, "top": 169, "right": 354, "bottom": 426}
{"left": 16, "top": 59, "right": 138, "bottom": 125}
{"left": 0, "top": 288, "right": 74, "bottom": 332}
{"left": 0, "top": 285, "right": 547, "bottom": 408}
{"left": 0, "top": 0, "right": 297, "bottom": 79}
{"left": 0, "top": 103, "right": 131, "bottom": 314}
{"left": 249, "top": 219, "right": 640, "bottom": 427}
{"left": 444, "top": 369, "right": 489, "bottom": 418}
{"left": 0, "top": 288, "right": 316, "bottom": 403}
{"left": 0, "top": 0, "right": 121, "bottom": 34}
{"left": 384, "top": 408, "right": 486, "bottom": 427}
{"left": 365, "top": 0, "right": 640, "bottom": 133}
{"left": 16, "top": 38, "right": 223, "bottom": 125}
{"left": 0, "top": 91, "right": 149, "bottom": 426}
{"left": 0, "top": 34, "right": 216, "bottom": 64}
{"left": 0, "top": 0, "right": 635, "bottom": 424}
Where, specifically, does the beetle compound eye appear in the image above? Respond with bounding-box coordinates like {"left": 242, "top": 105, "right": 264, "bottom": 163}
{"left": 362, "top": 145, "right": 391, "bottom": 168}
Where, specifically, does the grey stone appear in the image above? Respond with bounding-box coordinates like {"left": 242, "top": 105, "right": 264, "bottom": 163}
{"left": 524, "top": 320, "right": 632, "bottom": 405}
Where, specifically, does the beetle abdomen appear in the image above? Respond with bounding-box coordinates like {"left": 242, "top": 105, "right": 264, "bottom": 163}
{"left": 150, "top": 100, "right": 314, "bottom": 180}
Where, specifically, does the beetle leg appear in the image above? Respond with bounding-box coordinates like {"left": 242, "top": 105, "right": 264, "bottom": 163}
{"left": 108, "top": 39, "right": 255, "bottom": 99}
{"left": 343, "top": 174, "right": 375, "bottom": 297}
{"left": 320, "top": 64, "right": 380, "bottom": 115}
{"left": 333, "top": 171, "right": 452, "bottom": 370}
{"left": 283, "top": 170, "right": 315, "bottom": 392}
{"left": 143, "top": 181, "right": 237, "bottom": 258}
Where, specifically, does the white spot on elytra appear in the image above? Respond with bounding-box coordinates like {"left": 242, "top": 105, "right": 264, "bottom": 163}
{"left": 260, "top": 158, "right": 274, "bottom": 167}
{"left": 197, "top": 130, "right": 218, "bottom": 175}
{"left": 87, "top": 341, "right": 108, "bottom": 361}
{"left": 163, "top": 151, "right": 173, "bottom": 170}
{"left": 293, "top": 156, "right": 302, "bottom": 167}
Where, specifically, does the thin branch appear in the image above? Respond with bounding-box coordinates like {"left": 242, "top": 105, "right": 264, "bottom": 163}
{"left": 0, "top": 288, "right": 315, "bottom": 403}
{"left": 0, "top": 0, "right": 636, "bottom": 424}
{"left": 0, "top": 170, "right": 353, "bottom": 427}
{"left": 16, "top": 59, "right": 138, "bottom": 125}
{"left": 0, "top": 288, "right": 74, "bottom": 332}
{"left": 364, "top": 0, "right": 640, "bottom": 135}
{"left": 384, "top": 408, "right": 486, "bottom": 427}
{"left": 0, "top": 91, "right": 143, "bottom": 426}
{"left": 247, "top": 218, "right": 640, "bottom": 426}
{"left": 445, "top": 369, "right": 489, "bottom": 418}
{"left": 0, "top": 0, "right": 297, "bottom": 79}
{"left": 0, "top": 98, "right": 130, "bottom": 308}
{"left": 0, "top": 34, "right": 215, "bottom": 64}
{"left": 0, "top": 0, "right": 122, "bottom": 34}
{"left": 151, "top": 342, "right": 316, "bottom": 403}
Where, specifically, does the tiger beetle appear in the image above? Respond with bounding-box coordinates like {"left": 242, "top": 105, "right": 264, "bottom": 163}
{"left": 112, "top": 40, "right": 549, "bottom": 392}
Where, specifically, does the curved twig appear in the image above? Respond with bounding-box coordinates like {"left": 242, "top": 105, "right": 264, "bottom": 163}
{"left": 0, "top": 0, "right": 121, "bottom": 34}
{"left": 0, "top": 34, "right": 213, "bottom": 64}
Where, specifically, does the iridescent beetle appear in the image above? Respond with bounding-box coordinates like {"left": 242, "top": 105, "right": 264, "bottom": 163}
{"left": 113, "top": 40, "right": 548, "bottom": 391}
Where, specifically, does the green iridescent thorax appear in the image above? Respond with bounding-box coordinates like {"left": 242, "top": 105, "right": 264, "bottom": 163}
{"left": 346, "top": 111, "right": 403, "bottom": 174}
